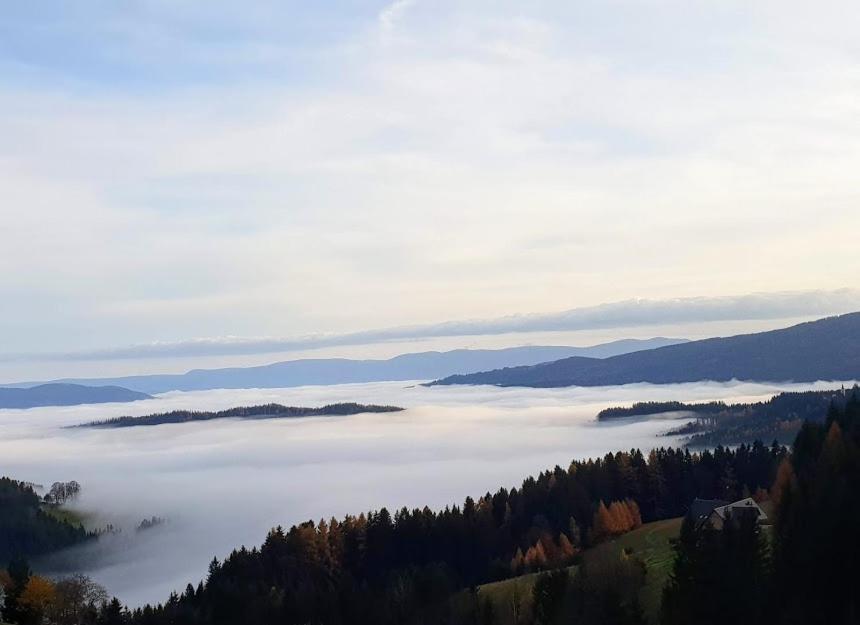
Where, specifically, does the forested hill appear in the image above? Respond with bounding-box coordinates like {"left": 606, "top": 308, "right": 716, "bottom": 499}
{"left": 598, "top": 400, "right": 730, "bottom": 420}
{"left": 0, "top": 383, "right": 151, "bottom": 409}
{"left": 0, "top": 477, "right": 91, "bottom": 564}
{"left": 78, "top": 402, "right": 403, "bottom": 428}
{"left": 430, "top": 312, "right": 860, "bottom": 388}
{"left": 601, "top": 387, "right": 857, "bottom": 446}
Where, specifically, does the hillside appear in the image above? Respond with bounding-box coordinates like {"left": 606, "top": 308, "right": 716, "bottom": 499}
{"left": 0, "top": 477, "right": 92, "bottom": 564}
{"left": 477, "top": 517, "right": 683, "bottom": 623}
{"left": 430, "top": 313, "right": 860, "bottom": 388}
{"left": 1, "top": 338, "right": 685, "bottom": 394}
{"left": 0, "top": 383, "right": 151, "bottom": 409}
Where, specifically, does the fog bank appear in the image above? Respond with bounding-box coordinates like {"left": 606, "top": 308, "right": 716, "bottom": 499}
{"left": 0, "top": 379, "right": 851, "bottom": 606}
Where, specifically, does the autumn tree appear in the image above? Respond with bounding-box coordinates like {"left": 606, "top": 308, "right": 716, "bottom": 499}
{"left": 18, "top": 575, "right": 56, "bottom": 625}
{"left": 591, "top": 502, "right": 614, "bottom": 542}
{"left": 524, "top": 540, "right": 548, "bottom": 571}
{"left": 593, "top": 500, "right": 641, "bottom": 543}
{"left": 557, "top": 533, "right": 576, "bottom": 561}
{"left": 508, "top": 547, "right": 523, "bottom": 574}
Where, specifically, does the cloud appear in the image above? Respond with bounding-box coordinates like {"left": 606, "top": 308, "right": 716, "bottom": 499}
{"left": 1, "top": 2, "right": 859, "bottom": 358}
{"left": 378, "top": 0, "right": 415, "bottom": 33}
{"left": 10, "top": 288, "right": 859, "bottom": 361}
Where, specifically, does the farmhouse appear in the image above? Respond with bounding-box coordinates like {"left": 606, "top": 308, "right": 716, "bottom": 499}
{"left": 687, "top": 497, "right": 768, "bottom": 530}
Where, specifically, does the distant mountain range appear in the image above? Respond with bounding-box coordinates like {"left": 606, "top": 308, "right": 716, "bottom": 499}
{"left": 3, "top": 338, "right": 685, "bottom": 396}
{"left": 430, "top": 312, "right": 860, "bottom": 388}
{"left": 0, "top": 383, "right": 152, "bottom": 409}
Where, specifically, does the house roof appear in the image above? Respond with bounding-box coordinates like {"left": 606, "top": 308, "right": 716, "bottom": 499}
{"left": 688, "top": 498, "right": 730, "bottom": 520}
{"left": 711, "top": 497, "right": 767, "bottom": 522}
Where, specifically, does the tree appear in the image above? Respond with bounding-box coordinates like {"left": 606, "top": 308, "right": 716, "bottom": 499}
{"left": 2, "top": 556, "right": 31, "bottom": 623}
{"left": 50, "top": 574, "right": 109, "bottom": 625}
{"left": 557, "top": 533, "right": 576, "bottom": 561}
{"left": 510, "top": 548, "right": 524, "bottom": 574}
{"left": 18, "top": 575, "right": 56, "bottom": 625}
{"left": 568, "top": 518, "right": 582, "bottom": 548}
{"left": 591, "top": 501, "right": 614, "bottom": 542}
{"left": 98, "top": 597, "right": 128, "bottom": 625}
{"left": 609, "top": 501, "right": 632, "bottom": 533}
{"left": 524, "top": 540, "right": 548, "bottom": 571}
{"left": 532, "top": 570, "right": 569, "bottom": 625}
{"left": 662, "top": 511, "right": 769, "bottom": 625}
{"left": 626, "top": 499, "right": 642, "bottom": 528}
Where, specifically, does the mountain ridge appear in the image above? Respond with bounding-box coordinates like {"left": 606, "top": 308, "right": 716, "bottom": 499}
{"left": 429, "top": 312, "right": 860, "bottom": 388}
{"left": 0, "top": 383, "right": 152, "bottom": 409}
{"left": 1, "top": 338, "right": 686, "bottom": 394}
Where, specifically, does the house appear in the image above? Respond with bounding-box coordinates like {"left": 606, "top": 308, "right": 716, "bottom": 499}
{"left": 687, "top": 497, "right": 767, "bottom": 530}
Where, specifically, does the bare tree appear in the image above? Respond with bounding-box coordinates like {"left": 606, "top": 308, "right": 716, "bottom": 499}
{"left": 48, "top": 574, "right": 108, "bottom": 625}
{"left": 45, "top": 481, "right": 82, "bottom": 505}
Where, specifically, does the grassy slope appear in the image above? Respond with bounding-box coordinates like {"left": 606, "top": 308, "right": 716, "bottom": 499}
{"left": 476, "top": 517, "right": 683, "bottom": 624}
{"left": 583, "top": 517, "right": 682, "bottom": 619}
{"left": 40, "top": 504, "right": 92, "bottom": 530}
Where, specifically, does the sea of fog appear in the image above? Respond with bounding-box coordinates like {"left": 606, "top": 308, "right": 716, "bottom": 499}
{"left": 0, "top": 379, "right": 851, "bottom": 607}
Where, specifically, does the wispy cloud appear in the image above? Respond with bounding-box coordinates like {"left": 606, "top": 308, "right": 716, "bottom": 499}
{"left": 379, "top": 0, "right": 415, "bottom": 33}
{"left": 9, "top": 289, "right": 858, "bottom": 362}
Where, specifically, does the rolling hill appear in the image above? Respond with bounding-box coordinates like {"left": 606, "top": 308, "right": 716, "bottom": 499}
{"left": 476, "top": 517, "right": 683, "bottom": 623}
{"left": 430, "top": 312, "right": 860, "bottom": 388}
{"left": 0, "top": 383, "right": 152, "bottom": 409}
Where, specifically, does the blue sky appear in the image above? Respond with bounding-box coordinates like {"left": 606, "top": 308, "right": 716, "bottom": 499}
{"left": 1, "top": 1, "right": 859, "bottom": 377}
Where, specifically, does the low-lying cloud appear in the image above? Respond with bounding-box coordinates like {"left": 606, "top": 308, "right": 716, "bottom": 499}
{"left": 9, "top": 288, "right": 860, "bottom": 362}
{"left": 3, "top": 379, "right": 853, "bottom": 606}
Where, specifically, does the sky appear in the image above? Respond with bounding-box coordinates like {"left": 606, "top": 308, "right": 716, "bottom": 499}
{"left": 2, "top": 1, "right": 859, "bottom": 377}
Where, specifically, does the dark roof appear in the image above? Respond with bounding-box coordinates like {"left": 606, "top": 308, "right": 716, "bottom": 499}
{"left": 711, "top": 498, "right": 767, "bottom": 522}
{"left": 688, "top": 498, "right": 730, "bottom": 520}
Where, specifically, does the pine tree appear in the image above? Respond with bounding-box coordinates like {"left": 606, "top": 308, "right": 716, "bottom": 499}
{"left": 532, "top": 570, "right": 569, "bottom": 625}
{"left": 568, "top": 517, "right": 582, "bottom": 548}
